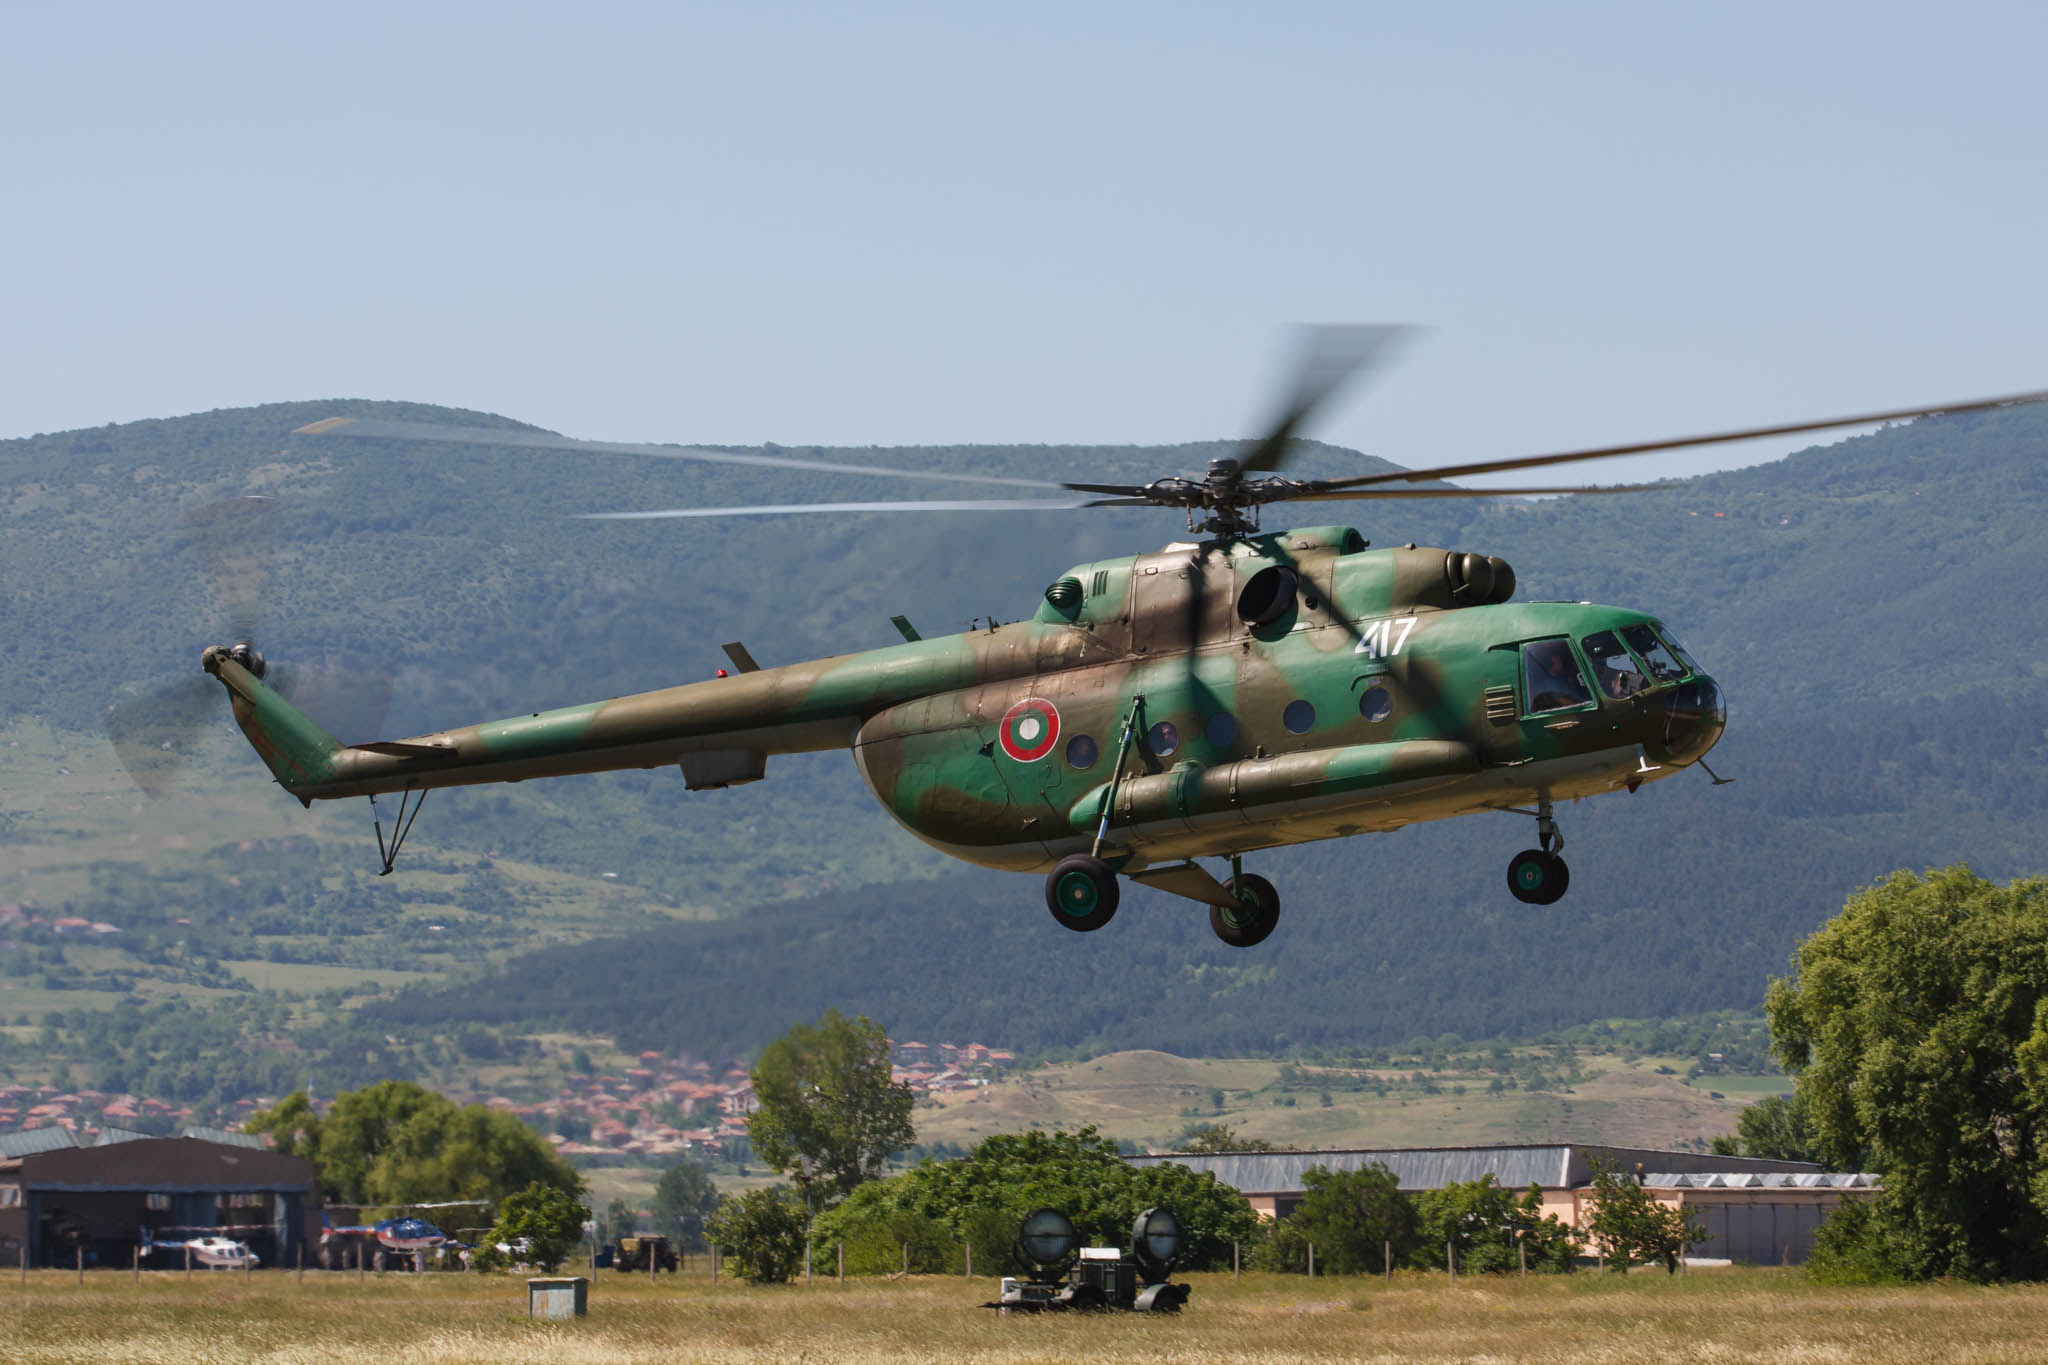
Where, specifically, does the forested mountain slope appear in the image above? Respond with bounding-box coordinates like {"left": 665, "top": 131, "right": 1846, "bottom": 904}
{"left": 6, "top": 399, "right": 2047, "bottom": 1061}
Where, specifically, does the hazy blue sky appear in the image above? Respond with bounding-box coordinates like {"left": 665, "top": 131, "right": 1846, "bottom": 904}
{"left": 7, "top": 3, "right": 2043, "bottom": 483}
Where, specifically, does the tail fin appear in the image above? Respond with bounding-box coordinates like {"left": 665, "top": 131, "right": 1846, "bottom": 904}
{"left": 202, "top": 647, "right": 343, "bottom": 801}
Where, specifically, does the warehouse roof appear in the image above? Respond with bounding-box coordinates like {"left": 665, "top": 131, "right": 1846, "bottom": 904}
{"left": 0, "top": 1126, "right": 80, "bottom": 1158}
{"left": 13, "top": 1135, "right": 313, "bottom": 1193}
{"left": 1127, "top": 1143, "right": 1825, "bottom": 1194}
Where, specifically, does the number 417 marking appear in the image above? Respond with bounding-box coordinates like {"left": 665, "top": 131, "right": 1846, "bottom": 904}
{"left": 1354, "top": 617, "right": 1419, "bottom": 660}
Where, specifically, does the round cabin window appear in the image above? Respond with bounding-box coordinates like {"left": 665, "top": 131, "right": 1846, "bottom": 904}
{"left": 1283, "top": 699, "right": 1316, "bottom": 734}
{"left": 1146, "top": 721, "right": 1180, "bottom": 757}
{"left": 1065, "top": 734, "right": 1099, "bottom": 770}
{"left": 1359, "top": 686, "right": 1393, "bottom": 723}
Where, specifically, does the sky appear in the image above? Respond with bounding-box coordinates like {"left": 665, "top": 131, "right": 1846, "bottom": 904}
{"left": 6, "top": 2, "right": 2045, "bottom": 485}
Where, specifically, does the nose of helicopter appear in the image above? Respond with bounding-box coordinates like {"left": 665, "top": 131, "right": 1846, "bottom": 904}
{"left": 1649, "top": 675, "right": 1726, "bottom": 767}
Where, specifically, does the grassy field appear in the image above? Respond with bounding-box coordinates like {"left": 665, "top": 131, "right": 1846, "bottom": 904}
{"left": 7, "top": 1265, "right": 2047, "bottom": 1364}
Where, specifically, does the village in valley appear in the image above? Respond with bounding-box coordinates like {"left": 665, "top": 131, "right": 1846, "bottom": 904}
{"left": 0, "top": 1039, "right": 1018, "bottom": 1167}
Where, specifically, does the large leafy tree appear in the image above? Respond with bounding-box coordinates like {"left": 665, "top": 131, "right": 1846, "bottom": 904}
{"left": 1279, "top": 1163, "right": 1418, "bottom": 1275}
{"left": 1709, "top": 1093, "right": 1818, "bottom": 1162}
{"left": 706, "top": 1186, "right": 807, "bottom": 1284}
{"left": 1582, "top": 1161, "right": 1701, "bottom": 1273}
{"left": 812, "top": 1126, "right": 1263, "bottom": 1275}
{"left": 482, "top": 1181, "right": 590, "bottom": 1276}
{"left": 747, "top": 1010, "right": 914, "bottom": 1203}
{"left": 1410, "top": 1175, "right": 1579, "bottom": 1274}
{"left": 1767, "top": 866, "right": 2048, "bottom": 1280}
{"left": 650, "top": 1161, "right": 721, "bottom": 1251}
{"left": 245, "top": 1080, "right": 582, "bottom": 1206}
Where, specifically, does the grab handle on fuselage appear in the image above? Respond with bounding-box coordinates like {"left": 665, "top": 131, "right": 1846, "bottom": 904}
{"left": 1091, "top": 695, "right": 1146, "bottom": 858}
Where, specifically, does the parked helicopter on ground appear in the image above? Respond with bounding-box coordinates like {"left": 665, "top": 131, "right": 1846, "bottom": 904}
{"left": 112, "top": 328, "right": 2047, "bottom": 945}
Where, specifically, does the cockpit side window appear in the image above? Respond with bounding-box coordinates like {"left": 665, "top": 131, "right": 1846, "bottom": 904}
{"left": 1620, "top": 623, "right": 1686, "bottom": 684}
{"left": 1582, "top": 630, "right": 1650, "bottom": 699}
{"left": 1521, "top": 638, "right": 1594, "bottom": 714}
{"left": 1652, "top": 622, "right": 1702, "bottom": 676}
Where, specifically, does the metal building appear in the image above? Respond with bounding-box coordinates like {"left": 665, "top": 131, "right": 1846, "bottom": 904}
{"left": 0, "top": 1128, "right": 316, "bottom": 1268}
{"left": 1128, "top": 1143, "right": 1878, "bottom": 1266}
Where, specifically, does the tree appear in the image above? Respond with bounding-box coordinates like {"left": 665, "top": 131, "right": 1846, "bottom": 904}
{"left": 651, "top": 1161, "right": 720, "bottom": 1251}
{"left": 604, "top": 1197, "right": 636, "bottom": 1244}
{"left": 1178, "top": 1123, "right": 1277, "bottom": 1153}
{"left": 484, "top": 1180, "right": 590, "bottom": 1275}
{"left": 1278, "top": 1163, "right": 1418, "bottom": 1275}
{"left": 1410, "top": 1176, "right": 1579, "bottom": 1274}
{"left": 812, "top": 1126, "right": 1263, "bottom": 1275}
{"left": 1709, "top": 1093, "right": 1818, "bottom": 1161}
{"left": 1766, "top": 867, "right": 2048, "bottom": 1280}
{"left": 1583, "top": 1160, "right": 1701, "bottom": 1273}
{"left": 244, "top": 1081, "right": 583, "bottom": 1206}
{"left": 706, "top": 1186, "right": 807, "bottom": 1284}
{"left": 747, "top": 1010, "right": 914, "bottom": 1203}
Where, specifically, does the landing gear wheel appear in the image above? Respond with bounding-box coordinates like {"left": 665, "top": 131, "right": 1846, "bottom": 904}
{"left": 1210, "top": 872, "right": 1281, "bottom": 947}
{"left": 1507, "top": 850, "right": 1569, "bottom": 905}
{"left": 1046, "top": 854, "right": 1120, "bottom": 931}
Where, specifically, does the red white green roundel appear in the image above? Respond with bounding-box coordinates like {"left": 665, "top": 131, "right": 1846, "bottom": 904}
{"left": 999, "top": 697, "right": 1062, "bottom": 762}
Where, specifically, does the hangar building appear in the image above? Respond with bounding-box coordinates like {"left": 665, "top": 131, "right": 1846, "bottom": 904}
{"left": 1128, "top": 1142, "right": 1878, "bottom": 1266}
{"left": 0, "top": 1127, "right": 316, "bottom": 1268}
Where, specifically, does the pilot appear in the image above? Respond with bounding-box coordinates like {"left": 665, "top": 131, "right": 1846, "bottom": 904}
{"left": 1527, "top": 641, "right": 1589, "bottom": 712}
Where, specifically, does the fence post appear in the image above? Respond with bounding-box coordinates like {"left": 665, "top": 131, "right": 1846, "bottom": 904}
{"left": 965, "top": 1243, "right": 972, "bottom": 1278}
{"left": 806, "top": 1235, "right": 812, "bottom": 1286}
{"left": 838, "top": 1242, "right": 844, "bottom": 1282}
{"left": 133, "top": 1245, "right": 139, "bottom": 1283}
{"left": 712, "top": 1245, "right": 719, "bottom": 1284}
{"left": 1233, "top": 1240, "right": 1240, "bottom": 1280}
{"left": 652, "top": 1245, "right": 659, "bottom": 1284}
{"left": 357, "top": 1246, "right": 364, "bottom": 1283}
{"left": 1384, "top": 1240, "right": 1393, "bottom": 1281}
{"left": 902, "top": 1242, "right": 909, "bottom": 1276}
{"left": 1307, "top": 1242, "right": 1315, "bottom": 1278}
{"left": 1447, "top": 1240, "right": 1455, "bottom": 1282}
{"left": 298, "top": 1244, "right": 304, "bottom": 1284}
{"left": 1519, "top": 1241, "right": 1527, "bottom": 1278}
{"left": 185, "top": 1244, "right": 192, "bottom": 1280}
{"left": 76, "top": 1246, "right": 84, "bottom": 1285}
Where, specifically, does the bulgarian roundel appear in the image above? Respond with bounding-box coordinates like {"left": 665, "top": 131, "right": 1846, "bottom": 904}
{"left": 999, "top": 697, "right": 1061, "bottom": 762}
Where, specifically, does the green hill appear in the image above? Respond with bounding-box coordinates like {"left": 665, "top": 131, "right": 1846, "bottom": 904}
{"left": 5, "top": 399, "right": 2047, "bottom": 1098}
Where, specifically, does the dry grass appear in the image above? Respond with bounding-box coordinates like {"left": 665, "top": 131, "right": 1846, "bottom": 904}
{"left": 9, "top": 1265, "right": 2048, "bottom": 1364}
{"left": 916, "top": 1049, "right": 1764, "bottom": 1155}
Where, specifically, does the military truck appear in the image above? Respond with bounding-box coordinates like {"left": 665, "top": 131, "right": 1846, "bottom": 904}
{"left": 611, "top": 1234, "right": 680, "bottom": 1273}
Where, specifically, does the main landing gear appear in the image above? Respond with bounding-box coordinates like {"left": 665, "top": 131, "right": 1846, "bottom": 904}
{"left": 1042, "top": 853, "right": 1283, "bottom": 947}
{"left": 1507, "top": 800, "right": 1570, "bottom": 906}
{"left": 1046, "top": 854, "right": 1120, "bottom": 932}
{"left": 1210, "top": 869, "right": 1280, "bottom": 948}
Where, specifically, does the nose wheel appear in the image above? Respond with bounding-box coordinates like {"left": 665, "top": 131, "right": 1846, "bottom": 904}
{"left": 1210, "top": 866, "right": 1280, "bottom": 947}
{"left": 1507, "top": 801, "right": 1570, "bottom": 905}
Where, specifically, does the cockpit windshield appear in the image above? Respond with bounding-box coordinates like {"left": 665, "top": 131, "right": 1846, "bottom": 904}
{"left": 1651, "top": 622, "right": 1702, "bottom": 676}
{"left": 1522, "top": 639, "right": 1593, "bottom": 713}
{"left": 1580, "top": 631, "right": 1650, "bottom": 699}
{"left": 1620, "top": 623, "right": 1687, "bottom": 684}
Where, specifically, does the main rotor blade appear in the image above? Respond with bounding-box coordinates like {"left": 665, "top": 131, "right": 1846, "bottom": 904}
{"left": 577, "top": 497, "right": 1116, "bottom": 520}
{"left": 1313, "top": 388, "right": 2048, "bottom": 491}
{"left": 294, "top": 418, "right": 1068, "bottom": 493}
{"left": 1283, "top": 483, "right": 1661, "bottom": 502}
{"left": 106, "top": 675, "right": 221, "bottom": 798}
{"left": 1240, "top": 324, "right": 1414, "bottom": 475}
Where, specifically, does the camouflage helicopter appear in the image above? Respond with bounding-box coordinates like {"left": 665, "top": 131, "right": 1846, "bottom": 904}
{"left": 152, "top": 329, "right": 2046, "bottom": 946}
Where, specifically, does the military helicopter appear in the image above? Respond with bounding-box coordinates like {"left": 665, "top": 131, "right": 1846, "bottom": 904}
{"left": 152, "top": 328, "right": 2047, "bottom": 946}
